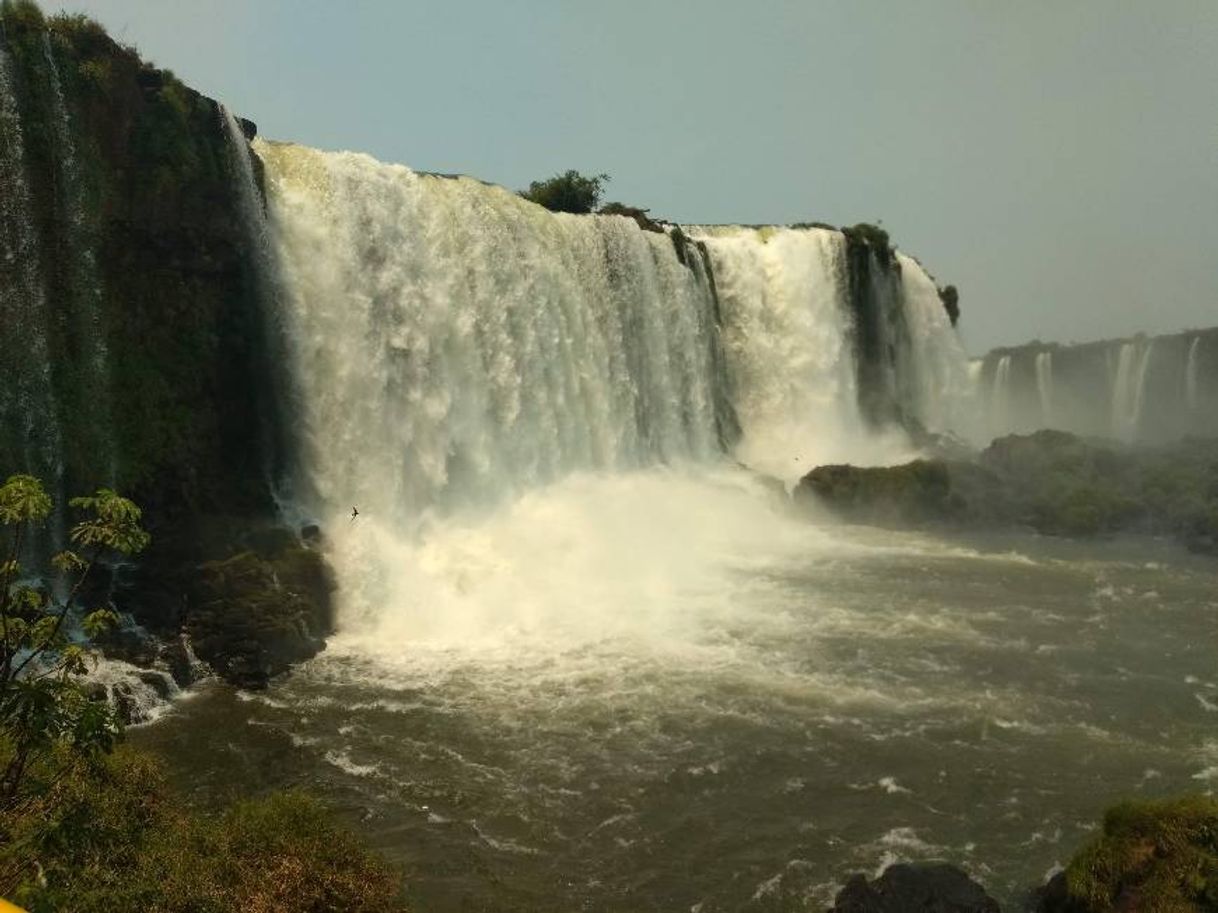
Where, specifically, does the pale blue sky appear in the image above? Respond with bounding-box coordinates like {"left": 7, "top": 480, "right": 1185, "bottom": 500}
{"left": 51, "top": 0, "right": 1218, "bottom": 353}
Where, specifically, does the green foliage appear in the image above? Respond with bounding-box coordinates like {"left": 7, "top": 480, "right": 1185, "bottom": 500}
{"left": 0, "top": 475, "right": 52, "bottom": 525}
{"left": 76, "top": 55, "right": 111, "bottom": 89}
{"left": 799, "top": 459, "right": 968, "bottom": 527}
{"left": 1, "top": 747, "right": 408, "bottom": 912}
{"left": 46, "top": 11, "right": 108, "bottom": 45}
{"left": 842, "top": 222, "right": 895, "bottom": 262}
{"left": 520, "top": 169, "right": 610, "bottom": 214}
{"left": 1063, "top": 795, "right": 1218, "bottom": 913}
{"left": 0, "top": 0, "right": 44, "bottom": 28}
{"left": 0, "top": 475, "right": 148, "bottom": 803}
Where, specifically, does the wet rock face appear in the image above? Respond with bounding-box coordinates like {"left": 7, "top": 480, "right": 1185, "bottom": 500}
{"left": 829, "top": 863, "right": 1002, "bottom": 913}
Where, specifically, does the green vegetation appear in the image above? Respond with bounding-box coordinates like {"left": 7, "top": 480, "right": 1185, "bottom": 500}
{"left": 841, "top": 221, "right": 896, "bottom": 264}
{"left": 0, "top": 475, "right": 148, "bottom": 802}
{"left": 0, "top": 476, "right": 399, "bottom": 908}
{"left": 186, "top": 536, "right": 335, "bottom": 689}
{"left": 798, "top": 460, "right": 961, "bottom": 526}
{"left": 1, "top": 747, "right": 407, "bottom": 912}
{"left": 1056, "top": 796, "right": 1218, "bottom": 913}
{"left": 0, "top": 0, "right": 43, "bottom": 27}
{"left": 520, "top": 169, "right": 610, "bottom": 214}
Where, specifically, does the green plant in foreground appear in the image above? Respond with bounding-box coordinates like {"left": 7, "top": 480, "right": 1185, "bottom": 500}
{"left": 0, "top": 474, "right": 149, "bottom": 803}
{"left": 2, "top": 747, "right": 408, "bottom": 912}
{"left": 1064, "top": 795, "right": 1218, "bottom": 912}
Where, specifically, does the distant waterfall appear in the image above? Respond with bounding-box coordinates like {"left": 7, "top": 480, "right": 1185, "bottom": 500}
{"left": 0, "top": 45, "right": 64, "bottom": 502}
{"left": 1111, "top": 340, "right": 1154, "bottom": 442}
{"left": 1186, "top": 336, "right": 1201, "bottom": 411}
{"left": 988, "top": 355, "right": 1012, "bottom": 437}
{"left": 978, "top": 331, "right": 1217, "bottom": 445}
{"left": 1034, "top": 351, "right": 1054, "bottom": 427}
{"left": 258, "top": 142, "right": 728, "bottom": 528}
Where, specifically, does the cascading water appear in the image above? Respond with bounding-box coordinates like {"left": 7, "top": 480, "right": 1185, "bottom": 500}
{"left": 686, "top": 226, "right": 867, "bottom": 480}
{"left": 987, "top": 354, "right": 1012, "bottom": 438}
{"left": 219, "top": 108, "right": 294, "bottom": 497}
{"left": 898, "top": 253, "right": 979, "bottom": 441}
{"left": 260, "top": 142, "right": 727, "bottom": 527}
{"left": 257, "top": 142, "right": 739, "bottom": 634}
{"left": 1110, "top": 340, "right": 1154, "bottom": 442}
{"left": 0, "top": 44, "right": 64, "bottom": 519}
{"left": 1034, "top": 350, "right": 1054, "bottom": 427}
{"left": 255, "top": 140, "right": 978, "bottom": 644}
{"left": 1186, "top": 335, "right": 1201, "bottom": 412}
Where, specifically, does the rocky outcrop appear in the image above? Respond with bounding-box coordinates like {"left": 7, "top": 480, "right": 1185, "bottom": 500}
{"left": 797, "top": 431, "right": 1218, "bottom": 553}
{"left": 598, "top": 201, "right": 665, "bottom": 233}
{"left": 186, "top": 534, "right": 335, "bottom": 689}
{"left": 1031, "top": 796, "right": 1218, "bottom": 913}
{"left": 829, "top": 863, "right": 1001, "bottom": 913}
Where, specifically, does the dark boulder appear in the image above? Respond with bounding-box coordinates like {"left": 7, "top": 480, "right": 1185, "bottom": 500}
{"left": 830, "top": 863, "right": 1001, "bottom": 913}
{"left": 1030, "top": 872, "right": 1086, "bottom": 913}
{"left": 185, "top": 543, "right": 336, "bottom": 689}
{"left": 136, "top": 669, "right": 176, "bottom": 701}
{"left": 157, "top": 633, "right": 208, "bottom": 687}
{"left": 796, "top": 459, "right": 970, "bottom": 527}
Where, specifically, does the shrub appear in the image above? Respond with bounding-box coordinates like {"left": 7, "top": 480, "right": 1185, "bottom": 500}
{"left": 2, "top": 747, "right": 407, "bottom": 912}
{"left": 0, "top": 0, "right": 44, "bottom": 28}
{"left": 520, "top": 169, "right": 609, "bottom": 214}
{"left": 841, "top": 222, "right": 894, "bottom": 259}
{"left": 1062, "top": 795, "right": 1218, "bottom": 913}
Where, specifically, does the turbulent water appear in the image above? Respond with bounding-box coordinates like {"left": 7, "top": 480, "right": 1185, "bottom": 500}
{"left": 4, "top": 69, "right": 1215, "bottom": 906}
{"left": 126, "top": 137, "right": 1218, "bottom": 910}
{"left": 139, "top": 482, "right": 1218, "bottom": 910}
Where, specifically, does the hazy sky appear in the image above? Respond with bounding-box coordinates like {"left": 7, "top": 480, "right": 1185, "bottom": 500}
{"left": 51, "top": 1, "right": 1217, "bottom": 354}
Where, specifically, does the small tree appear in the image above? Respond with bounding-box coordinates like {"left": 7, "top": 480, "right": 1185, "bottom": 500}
{"left": 0, "top": 475, "right": 150, "bottom": 803}
{"left": 519, "top": 170, "right": 610, "bottom": 214}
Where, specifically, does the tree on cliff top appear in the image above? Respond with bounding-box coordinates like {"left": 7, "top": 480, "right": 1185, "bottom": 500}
{"left": 520, "top": 169, "right": 610, "bottom": 214}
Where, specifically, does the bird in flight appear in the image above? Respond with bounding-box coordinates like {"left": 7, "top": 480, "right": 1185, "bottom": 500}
{"left": 350, "top": 506, "right": 359, "bottom": 521}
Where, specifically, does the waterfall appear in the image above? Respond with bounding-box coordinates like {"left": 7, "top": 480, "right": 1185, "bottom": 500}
{"left": 1110, "top": 340, "right": 1154, "bottom": 442}
{"left": 1034, "top": 351, "right": 1054, "bottom": 427}
{"left": 686, "top": 226, "right": 863, "bottom": 479}
{"left": 898, "top": 253, "right": 979, "bottom": 442}
{"left": 40, "top": 32, "right": 114, "bottom": 482}
{"left": 988, "top": 355, "right": 1012, "bottom": 438}
{"left": 0, "top": 44, "right": 64, "bottom": 510}
{"left": 1186, "top": 335, "right": 1201, "bottom": 411}
{"left": 219, "top": 107, "right": 293, "bottom": 499}
{"left": 258, "top": 142, "right": 727, "bottom": 530}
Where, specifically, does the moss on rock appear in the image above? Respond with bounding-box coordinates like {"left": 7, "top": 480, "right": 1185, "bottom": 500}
{"left": 186, "top": 536, "right": 335, "bottom": 689}
{"left": 1036, "top": 796, "right": 1218, "bottom": 913}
